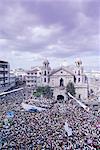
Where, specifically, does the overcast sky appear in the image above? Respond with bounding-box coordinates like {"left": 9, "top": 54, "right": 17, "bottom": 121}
{"left": 0, "top": 0, "right": 100, "bottom": 71}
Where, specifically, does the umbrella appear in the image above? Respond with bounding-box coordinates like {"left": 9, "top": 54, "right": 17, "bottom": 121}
{"left": 6, "top": 111, "right": 14, "bottom": 118}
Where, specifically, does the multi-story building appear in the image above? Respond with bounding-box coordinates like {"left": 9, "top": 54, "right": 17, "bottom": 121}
{"left": 0, "top": 60, "right": 10, "bottom": 91}
{"left": 10, "top": 70, "right": 16, "bottom": 87}
{"left": 85, "top": 71, "right": 100, "bottom": 96}
{"left": 13, "top": 68, "right": 27, "bottom": 82}
{"left": 86, "top": 71, "right": 100, "bottom": 79}
{"left": 25, "top": 70, "right": 37, "bottom": 88}
{"left": 25, "top": 67, "right": 42, "bottom": 88}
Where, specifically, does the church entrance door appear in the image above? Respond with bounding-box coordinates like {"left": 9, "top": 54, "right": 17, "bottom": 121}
{"left": 57, "top": 95, "right": 64, "bottom": 100}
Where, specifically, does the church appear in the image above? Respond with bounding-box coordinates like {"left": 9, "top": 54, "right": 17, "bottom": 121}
{"left": 39, "top": 59, "right": 88, "bottom": 100}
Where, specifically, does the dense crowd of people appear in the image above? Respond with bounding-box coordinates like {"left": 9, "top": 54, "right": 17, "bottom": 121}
{"left": 0, "top": 89, "right": 99, "bottom": 149}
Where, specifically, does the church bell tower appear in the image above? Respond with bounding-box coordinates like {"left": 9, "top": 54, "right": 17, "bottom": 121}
{"left": 74, "top": 59, "right": 83, "bottom": 84}
{"left": 42, "top": 59, "right": 51, "bottom": 86}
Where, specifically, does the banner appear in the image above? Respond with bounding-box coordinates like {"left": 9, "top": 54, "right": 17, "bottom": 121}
{"left": 68, "top": 92, "right": 89, "bottom": 112}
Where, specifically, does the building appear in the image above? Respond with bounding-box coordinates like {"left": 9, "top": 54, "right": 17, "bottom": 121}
{"left": 13, "top": 68, "right": 26, "bottom": 82}
{"left": 41, "top": 59, "right": 51, "bottom": 86}
{"left": 85, "top": 71, "right": 100, "bottom": 96}
{"left": 46, "top": 59, "right": 88, "bottom": 100}
{"left": 0, "top": 60, "right": 10, "bottom": 92}
{"left": 25, "top": 70, "right": 37, "bottom": 88}
{"left": 10, "top": 70, "right": 16, "bottom": 87}
{"left": 25, "top": 67, "right": 42, "bottom": 88}
{"left": 26, "top": 59, "right": 89, "bottom": 100}
{"left": 86, "top": 71, "right": 100, "bottom": 79}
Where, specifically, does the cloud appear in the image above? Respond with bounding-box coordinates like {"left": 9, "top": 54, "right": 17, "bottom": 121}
{"left": 0, "top": 38, "right": 8, "bottom": 45}
{"left": 0, "top": 0, "right": 99, "bottom": 70}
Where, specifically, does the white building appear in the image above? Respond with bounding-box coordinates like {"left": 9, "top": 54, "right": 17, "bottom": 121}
{"left": 13, "top": 68, "right": 26, "bottom": 81}
{"left": 86, "top": 71, "right": 100, "bottom": 79}
{"left": 25, "top": 67, "right": 42, "bottom": 88}
{"left": 85, "top": 71, "right": 100, "bottom": 96}
{"left": 44, "top": 59, "right": 88, "bottom": 100}
{"left": 26, "top": 59, "right": 89, "bottom": 100}
{"left": 10, "top": 70, "right": 16, "bottom": 87}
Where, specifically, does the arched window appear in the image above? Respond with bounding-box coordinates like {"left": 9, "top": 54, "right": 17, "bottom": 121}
{"left": 74, "top": 76, "right": 76, "bottom": 83}
{"left": 44, "top": 71, "right": 46, "bottom": 76}
{"left": 60, "top": 78, "right": 64, "bottom": 87}
{"left": 44, "top": 78, "right": 46, "bottom": 82}
{"left": 78, "top": 70, "right": 80, "bottom": 75}
{"left": 78, "top": 78, "right": 80, "bottom": 82}
{"left": 78, "top": 94, "right": 81, "bottom": 99}
{"left": 44, "top": 63, "right": 46, "bottom": 68}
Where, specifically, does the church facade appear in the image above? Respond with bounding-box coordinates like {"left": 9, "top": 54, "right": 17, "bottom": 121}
{"left": 40, "top": 59, "right": 88, "bottom": 100}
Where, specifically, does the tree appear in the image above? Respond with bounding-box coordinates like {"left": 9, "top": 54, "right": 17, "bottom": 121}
{"left": 66, "top": 82, "right": 75, "bottom": 100}
{"left": 43, "top": 86, "right": 53, "bottom": 98}
{"left": 33, "top": 86, "right": 53, "bottom": 98}
{"left": 33, "top": 86, "right": 44, "bottom": 97}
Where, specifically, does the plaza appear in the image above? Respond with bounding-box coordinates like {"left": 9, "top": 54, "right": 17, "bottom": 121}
{"left": 0, "top": 87, "right": 99, "bottom": 149}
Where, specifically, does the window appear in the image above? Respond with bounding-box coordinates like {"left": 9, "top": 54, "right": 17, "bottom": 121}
{"left": 85, "top": 76, "right": 87, "bottom": 82}
{"left": 48, "top": 78, "right": 50, "bottom": 82}
{"left": 74, "top": 76, "right": 76, "bottom": 83}
{"left": 35, "top": 72, "right": 37, "bottom": 75}
{"left": 44, "top": 78, "right": 46, "bottom": 82}
{"left": 44, "top": 71, "right": 46, "bottom": 76}
{"left": 48, "top": 71, "right": 49, "bottom": 74}
{"left": 78, "top": 70, "right": 80, "bottom": 75}
{"left": 78, "top": 78, "right": 80, "bottom": 82}
{"left": 78, "top": 94, "right": 81, "bottom": 99}
{"left": 78, "top": 62, "right": 80, "bottom": 65}
{"left": 61, "top": 71, "right": 63, "bottom": 73}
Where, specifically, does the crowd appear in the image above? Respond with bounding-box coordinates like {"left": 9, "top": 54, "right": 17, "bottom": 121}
{"left": 0, "top": 89, "right": 99, "bottom": 149}
{"left": 0, "top": 89, "right": 25, "bottom": 112}
{"left": 24, "top": 97, "right": 57, "bottom": 109}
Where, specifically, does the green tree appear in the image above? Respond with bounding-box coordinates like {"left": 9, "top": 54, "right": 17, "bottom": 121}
{"left": 33, "top": 86, "right": 44, "bottom": 97}
{"left": 33, "top": 86, "right": 53, "bottom": 98}
{"left": 66, "top": 82, "right": 75, "bottom": 100}
{"left": 43, "top": 86, "right": 53, "bottom": 98}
